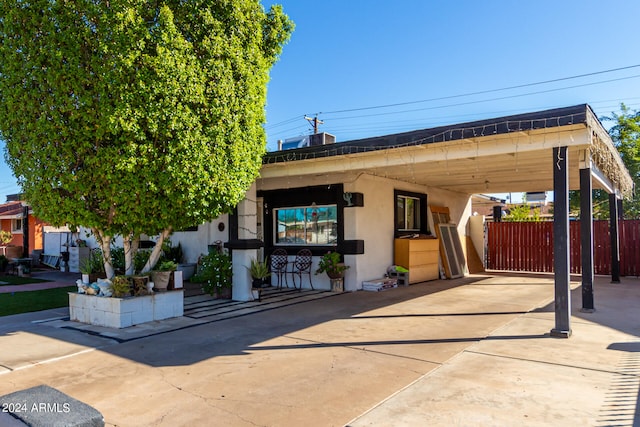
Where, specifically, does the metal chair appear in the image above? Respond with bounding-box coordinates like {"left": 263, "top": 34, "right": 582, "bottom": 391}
{"left": 270, "top": 249, "right": 289, "bottom": 289}
{"left": 290, "top": 249, "right": 313, "bottom": 290}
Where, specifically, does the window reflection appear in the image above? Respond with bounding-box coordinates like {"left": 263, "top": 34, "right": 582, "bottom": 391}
{"left": 275, "top": 205, "right": 338, "bottom": 245}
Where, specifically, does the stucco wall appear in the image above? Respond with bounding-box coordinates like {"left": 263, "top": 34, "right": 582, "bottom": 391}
{"left": 343, "top": 173, "right": 471, "bottom": 289}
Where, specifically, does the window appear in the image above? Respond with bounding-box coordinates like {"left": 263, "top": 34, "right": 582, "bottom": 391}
{"left": 394, "top": 190, "right": 428, "bottom": 237}
{"left": 275, "top": 204, "right": 338, "bottom": 246}
{"left": 396, "top": 195, "right": 420, "bottom": 231}
{"left": 12, "top": 218, "right": 23, "bottom": 233}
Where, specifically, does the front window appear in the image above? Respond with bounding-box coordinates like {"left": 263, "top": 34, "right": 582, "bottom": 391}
{"left": 275, "top": 204, "right": 338, "bottom": 246}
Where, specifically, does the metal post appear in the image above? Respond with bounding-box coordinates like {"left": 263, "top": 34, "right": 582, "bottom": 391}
{"left": 579, "top": 168, "right": 594, "bottom": 311}
{"left": 609, "top": 193, "right": 621, "bottom": 283}
{"left": 551, "top": 146, "right": 571, "bottom": 338}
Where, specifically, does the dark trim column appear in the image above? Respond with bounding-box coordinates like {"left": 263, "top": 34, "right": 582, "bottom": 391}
{"left": 579, "top": 168, "right": 594, "bottom": 311}
{"left": 609, "top": 193, "right": 621, "bottom": 283}
{"left": 22, "top": 205, "right": 29, "bottom": 258}
{"left": 551, "top": 146, "right": 571, "bottom": 338}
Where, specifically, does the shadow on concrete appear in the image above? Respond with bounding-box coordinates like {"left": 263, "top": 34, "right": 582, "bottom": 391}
{"left": 4, "top": 272, "right": 639, "bottom": 371}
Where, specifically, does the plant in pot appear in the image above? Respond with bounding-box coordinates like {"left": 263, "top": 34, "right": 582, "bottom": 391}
{"left": 315, "top": 251, "right": 349, "bottom": 279}
{"left": 315, "top": 251, "right": 349, "bottom": 292}
{"left": 151, "top": 260, "right": 177, "bottom": 291}
{"left": 109, "top": 276, "right": 132, "bottom": 298}
{"left": 247, "top": 258, "right": 270, "bottom": 288}
{"left": 80, "top": 249, "right": 105, "bottom": 283}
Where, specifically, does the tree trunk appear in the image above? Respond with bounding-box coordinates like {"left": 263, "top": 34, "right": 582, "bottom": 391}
{"left": 123, "top": 234, "right": 140, "bottom": 276}
{"left": 141, "top": 227, "right": 172, "bottom": 273}
{"left": 94, "top": 228, "right": 115, "bottom": 279}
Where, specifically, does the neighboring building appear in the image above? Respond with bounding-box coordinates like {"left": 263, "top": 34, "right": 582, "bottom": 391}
{"left": 0, "top": 195, "right": 45, "bottom": 258}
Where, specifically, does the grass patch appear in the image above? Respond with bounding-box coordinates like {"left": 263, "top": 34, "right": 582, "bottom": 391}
{"left": 0, "top": 275, "right": 51, "bottom": 286}
{"left": 0, "top": 286, "right": 76, "bottom": 317}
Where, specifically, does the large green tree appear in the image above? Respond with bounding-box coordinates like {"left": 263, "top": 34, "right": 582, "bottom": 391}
{"left": 570, "top": 104, "right": 640, "bottom": 219}
{"left": 0, "top": 0, "right": 293, "bottom": 277}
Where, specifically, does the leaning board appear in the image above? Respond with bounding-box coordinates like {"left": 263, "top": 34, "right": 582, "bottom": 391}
{"left": 437, "top": 224, "right": 467, "bottom": 279}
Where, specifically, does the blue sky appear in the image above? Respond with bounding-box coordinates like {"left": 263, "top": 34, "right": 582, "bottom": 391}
{"left": 2, "top": 1, "right": 639, "bottom": 200}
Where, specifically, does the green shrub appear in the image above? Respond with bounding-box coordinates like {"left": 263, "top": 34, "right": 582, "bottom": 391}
{"left": 192, "top": 250, "right": 232, "bottom": 295}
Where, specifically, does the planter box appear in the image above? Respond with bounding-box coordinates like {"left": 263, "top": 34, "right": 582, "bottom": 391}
{"left": 177, "top": 263, "right": 196, "bottom": 280}
{"left": 69, "top": 290, "right": 184, "bottom": 329}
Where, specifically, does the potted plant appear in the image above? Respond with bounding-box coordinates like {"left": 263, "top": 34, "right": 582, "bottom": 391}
{"left": 315, "top": 251, "right": 349, "bottom": 292}
{"left": 109, "top": 276, "right": 132, "bottom": 298}
{"left": 247, "top": 258, "right": 270, "bottom": 288}
{"left": 80, "top": 249, "right": 105, "bottom": 283}
{"left": 151, "top": 260, "right": 177, "bottom": 291}
{"left": 315, "top": 251, "right": 349, "bottom": 279}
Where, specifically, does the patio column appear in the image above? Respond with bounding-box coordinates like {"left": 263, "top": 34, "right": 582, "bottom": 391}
{"left": 226, "top": 183, "right": 263, "bottom": 301}
{"left": 551, "top": 146, "right": 571, "bottom": 338}
{"left": 579, "top": 167, "right": 594, "bottom": 311}
{"left": 609, "top": 193, "right": 621, "bottom": 283}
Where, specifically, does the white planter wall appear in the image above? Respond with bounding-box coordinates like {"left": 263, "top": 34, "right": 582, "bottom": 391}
{"left": 69, "top": 291, "right": 184, "bottom": 329}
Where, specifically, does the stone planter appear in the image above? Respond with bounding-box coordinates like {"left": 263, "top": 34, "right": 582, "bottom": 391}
{"left": 69, "top": 290, "right": 184, "bottom": 328}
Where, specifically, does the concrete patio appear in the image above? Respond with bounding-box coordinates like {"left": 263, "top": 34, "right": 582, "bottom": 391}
{"left": 0, "top": 272, "right": 638, "bottom": 426}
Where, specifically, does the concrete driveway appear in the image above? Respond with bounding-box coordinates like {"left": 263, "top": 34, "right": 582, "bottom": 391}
{"left": 0, "top": 273, "right": 638, "bottom": 426}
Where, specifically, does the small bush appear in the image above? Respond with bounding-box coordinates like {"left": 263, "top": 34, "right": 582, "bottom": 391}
{"left": 192, "top": 250, "right": 232, "bottom": 295}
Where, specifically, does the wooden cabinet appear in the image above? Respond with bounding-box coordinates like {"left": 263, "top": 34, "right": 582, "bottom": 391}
{"left": 394, "top": 238, "right": 440, "bottom": 284}
{"left": 68, "top": 247, "right": 90, "bottom": 273}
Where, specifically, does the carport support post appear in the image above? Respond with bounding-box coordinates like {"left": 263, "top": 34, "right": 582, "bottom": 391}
{"left": 551, "top": 146, "right": 571, "bottom": 338}
{"left": 609, "top": 193, "right": 621, "bottom": 283}
{"left": 579, "top": 167, "right": 594, "bottom": 311}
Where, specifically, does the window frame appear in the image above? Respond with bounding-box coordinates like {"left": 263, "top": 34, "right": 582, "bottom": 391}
{"left": 394, "top": 190, "right": 428, "bottom": 237}
{"left": 259, "top": 184, "right": 346, "bottom": 256}
{"left": 11, "top": 218, "right": 23, "bottom": 233}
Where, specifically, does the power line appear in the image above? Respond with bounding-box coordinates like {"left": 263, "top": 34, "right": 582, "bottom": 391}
{"left": 320, "top": 74, "right": 640, "bottom": 122}
{"left": 319, "top": 64, "right": 640, "bottom": 115}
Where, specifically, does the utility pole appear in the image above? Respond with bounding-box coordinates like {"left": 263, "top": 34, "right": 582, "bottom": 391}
{"left": 304, "top": 114, "right": 323, "bottom": 134}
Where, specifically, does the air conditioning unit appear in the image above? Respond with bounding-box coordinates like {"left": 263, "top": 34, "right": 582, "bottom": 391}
{"left": 309, "top": 132, "right": 336, "bottom": 146}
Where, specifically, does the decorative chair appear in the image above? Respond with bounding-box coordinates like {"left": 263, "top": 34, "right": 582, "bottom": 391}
{"left": 290, "top": 249, "right": 313, "bottom": 290}
{"left": 270, "top": 249, "right": 289, "bottom": 289}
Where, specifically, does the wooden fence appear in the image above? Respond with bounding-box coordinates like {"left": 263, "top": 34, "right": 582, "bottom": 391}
{"left": 486, "top": 220, "right": 640, "bottom": 276}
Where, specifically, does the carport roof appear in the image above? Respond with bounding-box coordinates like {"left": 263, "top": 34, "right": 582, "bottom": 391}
{"left": 261, "top": 104, "right": 633, "bottom": 196}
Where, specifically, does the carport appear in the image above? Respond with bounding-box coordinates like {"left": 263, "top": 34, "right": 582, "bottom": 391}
{"left": 256, "top": 104, "right": 633, "bottom": 337}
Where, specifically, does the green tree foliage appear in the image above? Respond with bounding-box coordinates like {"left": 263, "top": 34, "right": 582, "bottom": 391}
{"left": 0, "top": 0, "right": 293, "bottom": 277}
{"left": 569, "top": 104, "right": 640, "bottom": 219}
{"left": 503, "top": 204, "right": 541, "bottom": 222}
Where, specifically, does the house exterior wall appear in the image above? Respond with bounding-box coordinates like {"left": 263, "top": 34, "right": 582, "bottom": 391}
{"left": 257, "top": 172, "right": 471, "bottom": 292}
{"left": 30, "top": 216, "right": 44, "bottom": 251}
{"left": 343, "top": 174, "right": 470, "bottom": 289}
{"left": 170, "top": 217, "right": 229, "bottom": 264}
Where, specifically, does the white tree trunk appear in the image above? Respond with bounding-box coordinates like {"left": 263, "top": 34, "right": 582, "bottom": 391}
{"left": 141, "top": 227, "right": 172, "bottom": 273}
{"left": 94, "top": 228, "right": 115, "bottom": 279}
{"left": 123, "top": 234, "right": 140, "bottom": 276}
